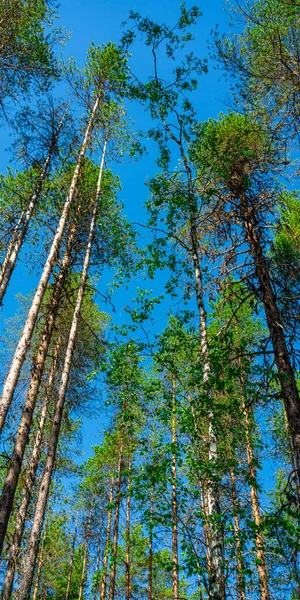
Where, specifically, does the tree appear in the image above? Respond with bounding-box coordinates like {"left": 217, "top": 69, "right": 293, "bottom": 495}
{"left": 0, "top": 42, "right": 128, "bottom": 435}
{"left": 0, "top": 0, "right": 62, "bottom": 119}
{"left": 213, "top": 0, "right": 300, "bottom": 144}
{"left": 191, "top": 111, "right": 300, "bottom": 490}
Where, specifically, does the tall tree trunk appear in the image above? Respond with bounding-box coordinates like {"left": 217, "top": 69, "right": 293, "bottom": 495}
{"left": 189, "top": 211, "right": 225, "bottom": 600}
{"left": 243, "top": 399, "right": 270, "bottom": 600}
{"left": 78, "top": 510, "right": 91, "bottom": 600}
{"left": 0, "top": 112, "right": 65, "bottom": 306}
{"left": 2, "top": 337, "right": 61, "bottom": 600}
{"left": 161, "top": 118, "right": 224, "bottom": 599}
{"left": 240, "top": 198, "right": 300, "bottom": 484}
{"left": 229, "top": 468, "right": 246, "bottom": 600}
{"left": 284, "top": 412, "right": 300, "bottom": 507}
{"left": 148, "top": 490, "right": 154, "bottom": 600}
{"left": 31, "top": 523, "right": 47, "bottom": 600}
{"left": 125, "top": 458, "right": 132, "bottom": 600}
{"left": 15, "top": 146, "right": 106, "bottom": 600}
{"left": 65, "top": 513, "right": 78, "bottom": 600}
{"left": 93, "top": 534, "right": 102, "bottom": 600}
{"left": 108, "top": 438, "right": 124, "bottom": 600}
{"left": 100, "top": 478, "right": 114, "bottom": 600}
{"left": 171, "top": 382, "right": 179, "bottom": 600}
{"left": 0, "top": 206, "right": 80, "bottom": 552}
{"left": 0, "top": 94, "right": 101, "bottom": 434}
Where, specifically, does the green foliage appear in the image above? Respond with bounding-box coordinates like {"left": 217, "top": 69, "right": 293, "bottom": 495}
{"left": 37, "top": 514, "right": 84, "bottom": 600}
{"left": 191, "top": 110, "right": 275, "bottom": 191}
{"left": 214, "top": 0, "right": 300, "bottom": 140}
{"left": 0, "top": 0, "right": 63, "bottom": 113}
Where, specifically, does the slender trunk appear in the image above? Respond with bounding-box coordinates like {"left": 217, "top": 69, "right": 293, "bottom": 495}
{"left": 94, "top": 534, "right": 102, "bottom": 600}
{"left": 0, "top": 94, "right": 100, "bottom": 434}
{"left": 100, "top": 479, "right": 114, "bottom": 600}
{"left": 0, "top": 113, "right": 65, "bottom": 306}
{"left": 240, "top": 198, "right": 300, "bottom": 483}
{"left": 15, "top": 146, "right": 106, "bottom": 600}
{"left": 198, "top": 477, "right": 213, "bottom": 585}
{"left": 171, "top": 382, "right": 179, "bottom": 600}
{"left": 65, "top": 514, "right": 78, "bottom": 600}
{"left": 243, "top": 400, "right": 270, "bottom": 600}
{"left": 189, "top": 212, "right": 225, "bottom": 600}
{"left": 2, "top": 337, "right": 61, "bottom": 600}
{"left": 125, "top": 458, "right": 132, "bottom": 600}
{"left": 190, "top": 404, "right": 213, "bottom": 581}
{"left": 108, "top": 438, "right": 124, "bottom": 600}
{"left": 229, "top": 468, "right": 246, "bottom": 600}
{"left": 284, "top": 408, "right": 300, "bottom": 507}
{"left": 148, "top": 490, "right": 153, "bottom": 600}
{"left": 0, "top": 207, "right": 80, "bottom": 552}
{"left": 32, "top": 524, "right": 47, "bottom": 600}
{"left": 78, "top": 511, "right": 91, "bottom": 600}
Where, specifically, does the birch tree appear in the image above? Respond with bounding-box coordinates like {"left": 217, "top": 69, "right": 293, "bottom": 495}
{"left": 0, "top": 42, "right": 128, "bottom": 434}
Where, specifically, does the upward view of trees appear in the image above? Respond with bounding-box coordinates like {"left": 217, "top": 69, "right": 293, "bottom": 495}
{"left": 0, "top": 1, "right": 299, "bottom": 599}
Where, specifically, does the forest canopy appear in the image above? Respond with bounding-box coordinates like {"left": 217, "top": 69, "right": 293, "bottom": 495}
{"left": 0, "top": 1, "right": 300, "bottom": 600}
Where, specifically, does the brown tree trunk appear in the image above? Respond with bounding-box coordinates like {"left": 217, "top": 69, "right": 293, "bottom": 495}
{"left": 108, "top": 438, "right": 124, "bottom": 600}
{"left": 190, "top": 212, "right": 225, "bottom": 600}
{"left": 0, "top": 112, "right": 65, "bottom": 306}
{"left": 148, "top": 490, "right": 153, "bottom": 600}
{"left": 100, "top": 478, "right": 114, "bottom": 600}
{"left": 93, "top": 534, "right": 102, "bottom": 600}
{"left": 78, "top": 511, "right": 91, "bottom": 600}
{"left": 0, "top": 207, "right": 80, "bottom": 552}
{"left": 229, "top": 468, "right": 246, "bottom": 600}
{"left": 240, "top": 199, "right": 300, "bottom": 484}
{"left": 2, "top": 337, "right": 61, "bottom": 600}
{"left": 171, "top": 382, "right": 179, "bottom": 600}
{"left": 243, "top": 400, "right": 270, "bottom": 600}
{"left": 0, "top": 94, "right": 101, "bottom": 434}
{"left": 65, "top": 513, "right": 78, "bottom": 600}
{"left": 125, "top": 458, "right": 132, "bottom": 600}
{"left": 31, "top": 523, "right": 47, "bottom": 600}
{"left": 15, "top": 148, "right": 106, "bottom": 600}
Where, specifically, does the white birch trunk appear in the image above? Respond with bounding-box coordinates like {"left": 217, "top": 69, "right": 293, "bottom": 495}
{"left": 15, "top": 145, "right": 106, "bottom": 600}
{"left": 2, "top": 337, "right": 60, "bottom": 600}
{"left": 0, "top": 95, "right": 100, "bottom": 434}
{"left": 189, "top": 212, "right": 225, "bottom": 600}
{"left": 0, "top": 206, "right": 82, "bottom": 552}
{"left": 0, "top": 112, "right": 65, "bottom": 306}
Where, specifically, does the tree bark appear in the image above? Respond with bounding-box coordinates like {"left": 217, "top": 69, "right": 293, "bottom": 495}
{"left": 78, "top": 510, "right": 91, "bottom": 600}
{"left": 31, "top": 523, "right": 47, "bottom": 600}
{"left": 0, "top": 94, "right": 101, "bottom": 434}
{"left": 0, "top": 205, "right": 80, "bottom": 552}
{"left": 243, "top": 399, "right": 270, "bottom": 600}
{"left": 229, "top": 468, "right": 246, "bottom": 600}
{"left": 240, "top": 197, "right": 300, "bottom": 485}
{"left": 1, "top": 337, "right": 61, "bottom": 600}
{"left": 189, "top": 211, "right": 225, "bottom": 600}
{"left": 0, "top": 112, "right": 65, "bottom": 306}
{"left": 125, "top": 458, "right": 132, "bottom": 600}
{"left": 15, "top": 146, "right": 106, "bottom": 600}
{"left": 65, "top": 513, "right": 78, "bottom": 600}
{"left": 93, "top": 534, "right": 102, "bottom": 600}
{"left": 171, "top": 381, "right": 179, "bottom": 600}
{"left": 100, "top": 478, "right": 114, "bottom": 600}
{"left": 148, "top": 490, "right": 154, "bottom": 600}
{"left": 108, "top": 437, "right": 124, "bottom": 600}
